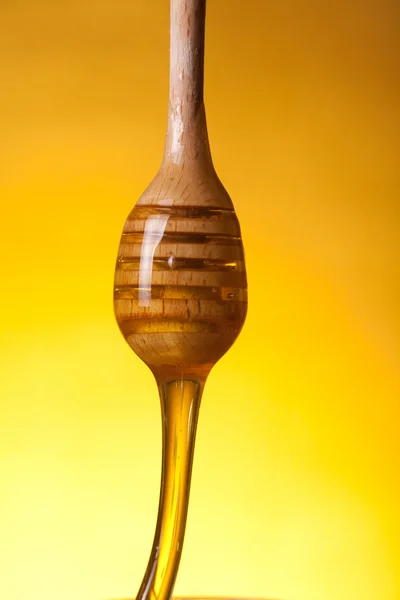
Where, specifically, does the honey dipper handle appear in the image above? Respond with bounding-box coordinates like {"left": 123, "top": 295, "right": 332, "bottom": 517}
{"left": 170, "top": 0, "right": 206, "bottom": 112}
{"left": 164, "top": 0, "right": 210, "bottom": 163}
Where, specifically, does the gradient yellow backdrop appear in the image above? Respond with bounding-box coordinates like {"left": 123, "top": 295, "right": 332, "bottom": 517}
{"left": 1, "top": 1, "right": 399, "bottom": 600}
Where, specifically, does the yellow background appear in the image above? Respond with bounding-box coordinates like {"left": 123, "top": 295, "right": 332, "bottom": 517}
{"left": 0, "top": 1, "right": 399, "bottom": 599}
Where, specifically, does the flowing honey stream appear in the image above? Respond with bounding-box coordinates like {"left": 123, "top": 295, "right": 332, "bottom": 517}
{"left": 114, "top": 1, "right": 247, "bottom": 598}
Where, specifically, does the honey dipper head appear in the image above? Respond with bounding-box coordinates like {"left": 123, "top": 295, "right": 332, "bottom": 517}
{"left": 114, "top": 167, "right": 247, "bottom": 380}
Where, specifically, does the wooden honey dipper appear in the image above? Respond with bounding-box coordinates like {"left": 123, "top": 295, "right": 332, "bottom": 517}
{"left": 113, "top": 1, "right": 247, "bottom": 598}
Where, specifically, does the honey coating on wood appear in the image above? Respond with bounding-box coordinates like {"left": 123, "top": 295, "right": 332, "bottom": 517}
{"left": 114, "top": 167, "right": 247, "bottom": 379}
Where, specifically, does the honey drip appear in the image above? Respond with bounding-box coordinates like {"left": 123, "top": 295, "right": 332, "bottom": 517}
{"left": 135, "top": 379, "right": 202, "bottom": 600}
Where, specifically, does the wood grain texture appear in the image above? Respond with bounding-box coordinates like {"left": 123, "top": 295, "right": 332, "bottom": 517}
{"left": 114, "top": 0, "right": 247, "bottom": 381}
